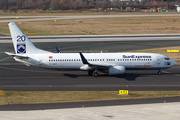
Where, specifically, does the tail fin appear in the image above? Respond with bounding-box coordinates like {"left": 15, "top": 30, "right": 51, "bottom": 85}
{"left": 8, "top": 22, "right": 50, "bottom": 54}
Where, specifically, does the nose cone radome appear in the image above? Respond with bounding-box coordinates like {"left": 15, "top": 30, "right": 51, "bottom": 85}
{"left": 172, "top": 60, "right": 177, "bottom": 66}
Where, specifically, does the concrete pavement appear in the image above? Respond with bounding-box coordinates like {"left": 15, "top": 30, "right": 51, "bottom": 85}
{"left": 0, "top": 102, "right": 179, "bottom": 120}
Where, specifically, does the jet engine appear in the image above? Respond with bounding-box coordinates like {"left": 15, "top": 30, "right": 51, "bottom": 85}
{"left": 109, "top": 66, "right": 125, "bottom": 75}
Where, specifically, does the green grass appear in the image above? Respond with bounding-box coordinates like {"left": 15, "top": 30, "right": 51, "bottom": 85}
{"left": 0, "top": 91, "right": 180, "bottom": 105}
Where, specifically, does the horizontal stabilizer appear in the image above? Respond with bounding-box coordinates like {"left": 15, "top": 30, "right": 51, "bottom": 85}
{"left": 5, "top": 52, "right": 29, "bottom": 59}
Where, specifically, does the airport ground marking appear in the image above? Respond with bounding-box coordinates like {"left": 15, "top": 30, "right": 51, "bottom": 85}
{"left": 0, "top": 65, "right": 65, "bottom": 74}
{"left": 167, "top": 50, "right": 179, "bottom": 53}
{"left": 0, "top": 76, "right": 66, "bottom": 80}
{"left": 162, "top": 71, "right": 180, "bottom": 77}
{"left": 0, "top": 56, "right": 12, "bottom": 62}
{"left": 48, "top": 42, "right": 105, "bottom": 51}
{"left": 119, "top": 90, "right": 129, "bottom": 95}
{"left": 0, "top": 63, "right": 24, "bottom": 65}
{"left": 175, "top": 74, "right": 180, "bottom": 77}
{"left": 0, "top": 90, "right": 3, "bottom": 94}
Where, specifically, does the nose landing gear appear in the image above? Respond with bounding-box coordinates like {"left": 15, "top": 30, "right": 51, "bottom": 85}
{"left": 157, "top": 69, "right": 167, "bottom": 75}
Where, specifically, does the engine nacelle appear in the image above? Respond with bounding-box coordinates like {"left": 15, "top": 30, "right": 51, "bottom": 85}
{"left": 109, "top": 66, "right": 126, "bottom": 75}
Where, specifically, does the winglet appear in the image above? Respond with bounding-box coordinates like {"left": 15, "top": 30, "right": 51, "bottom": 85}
{"left": 79, "top": 52, "right": 89, "bottom": 64}
{"left": 55, "top": 46, "right": 61, "bottom": 53}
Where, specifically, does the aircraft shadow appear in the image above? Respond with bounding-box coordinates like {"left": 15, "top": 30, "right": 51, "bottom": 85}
{"left": 63, "top": 72, "right": 171, "bottom": 81}
{"left": 63, "top": 73, "right": 148, "bottom": 81}
{"left": 115, "top": 74, "right": 140, "bottom": 81}
{"left": 63, "top": 73, "right": 80, "bottom": 78}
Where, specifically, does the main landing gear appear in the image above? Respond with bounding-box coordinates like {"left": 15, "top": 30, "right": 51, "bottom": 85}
{"left": 88, "top": 70, "right": 98, "bottom": 77}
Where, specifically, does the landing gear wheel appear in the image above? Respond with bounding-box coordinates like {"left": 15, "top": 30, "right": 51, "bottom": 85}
{"left": 158, "top": 71, "right": 162, "bottom": 75}
{"left": 93, "top": 72, "right": 98, "bottom": 77}
{"left": 88, "top": 71, "right": 93, "bottom": 76}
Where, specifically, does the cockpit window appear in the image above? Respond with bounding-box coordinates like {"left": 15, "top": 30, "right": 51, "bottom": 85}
{"left": 165, "top": 58, "right": 170, "bottom": 60}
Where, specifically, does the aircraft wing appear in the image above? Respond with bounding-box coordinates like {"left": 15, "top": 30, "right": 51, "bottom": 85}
{"left": 5, "top": 52, "right": 29, "bottom": 59}
{"left": 79, "top": 52, "right": 113, "bottom": 70}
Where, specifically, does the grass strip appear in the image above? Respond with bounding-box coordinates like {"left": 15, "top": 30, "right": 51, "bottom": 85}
{"left": 1, "top": 11, "right": 179, "bottom": 16}
{"left": 1, "top": 16, "right": 180, "bottom": 35}
{"left": 0, "top": 91, "right": 180, "bottom": 105}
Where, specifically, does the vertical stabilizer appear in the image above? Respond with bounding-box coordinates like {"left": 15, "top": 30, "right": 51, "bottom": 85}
{"left": 8, "top": 22, "right": 50, "bottom": 54}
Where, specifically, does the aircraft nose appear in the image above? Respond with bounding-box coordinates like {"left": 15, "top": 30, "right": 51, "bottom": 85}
{"left": 172, "top": 60, "right": 177, "bottom": 66}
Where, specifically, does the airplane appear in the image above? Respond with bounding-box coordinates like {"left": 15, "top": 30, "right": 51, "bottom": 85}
{"left": 5, "top": 22, "right": 177, "bottom": 77}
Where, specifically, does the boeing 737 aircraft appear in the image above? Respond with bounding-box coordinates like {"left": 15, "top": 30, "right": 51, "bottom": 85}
{"left": 5, "top": 22, "right": 177, "bottom": 77}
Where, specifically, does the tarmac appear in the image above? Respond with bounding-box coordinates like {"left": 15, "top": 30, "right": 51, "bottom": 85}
{"left": 0, "top": 102, "right": 179, "bottom": 120}
{"left": 1, "top": 14, "right": 180, "bottom": 23}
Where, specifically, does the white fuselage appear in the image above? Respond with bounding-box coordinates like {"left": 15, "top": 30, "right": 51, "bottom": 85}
{"left": 14, "top": 53, "right": 176, "bottom": 71}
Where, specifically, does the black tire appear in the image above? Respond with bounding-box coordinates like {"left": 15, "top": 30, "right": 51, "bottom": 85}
{"left": 158, "top": 71, "right": 162, "bottom": 75}
{"left": 93, "top": 72, "right": 98, "bottom": 77}
{"left": 88, "top": 71, "right": 93, "bottom": 76}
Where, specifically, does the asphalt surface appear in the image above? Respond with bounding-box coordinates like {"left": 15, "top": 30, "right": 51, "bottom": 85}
{"left": 0, "top": 97, "right": 180, "bottom": 111}
{"left": 1, "top": 14, "right": 180, "bottom": 23}
{"left": 1, "top": 34, "right": 180, "bottom": 40}
{"left": 0, "top": 65, "right": 179, "bottom": 91}
{"left": 0, "top": 39, "right": 179, "bottom": 91}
